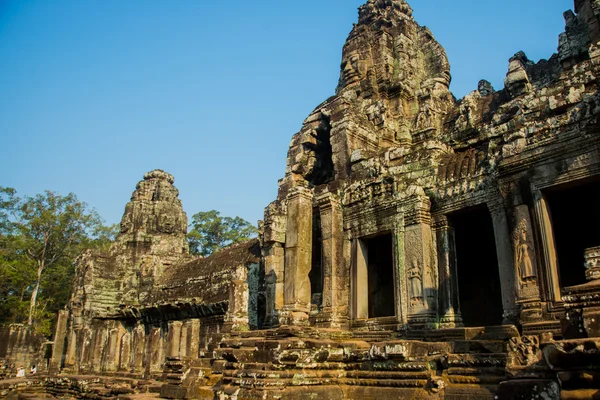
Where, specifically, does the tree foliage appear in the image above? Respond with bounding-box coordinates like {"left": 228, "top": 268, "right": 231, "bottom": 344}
{"left": 187, "top": 210, "right": 258, "bottom": 257}
{"left": 0, "top": 187, "right": 113, "bottom": 335}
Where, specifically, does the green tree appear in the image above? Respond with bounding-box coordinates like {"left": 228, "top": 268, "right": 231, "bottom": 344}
{"left": 187, "top": 210, "right": 258, "bottom": 257}
{"left": 0, "top": 188, "right": 111, "bottom": 333}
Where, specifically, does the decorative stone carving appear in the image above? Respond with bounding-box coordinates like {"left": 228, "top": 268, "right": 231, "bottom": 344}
{"left": 339, "top": 50, "right": 366, "bottom": 89}
{"left": 508, "top": 335, "right": 542, "bottom": 367}
{"left": 515, "top": 220, "right": 537, "bottom": 284}
{"left": 584, "top": 246, "right": 600, "bottom": 281}
{"left": 408, "top": 261, "right": 423, "bottom": 306}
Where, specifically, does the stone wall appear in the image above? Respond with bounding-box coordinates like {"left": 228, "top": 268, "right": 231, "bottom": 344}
{"left": 0, "top": 325, "right": 49, "bottom": 377}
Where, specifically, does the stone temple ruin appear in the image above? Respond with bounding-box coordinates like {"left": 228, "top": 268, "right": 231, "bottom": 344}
{"left": 3, "top": 0, "right": 600, "bottom": 398}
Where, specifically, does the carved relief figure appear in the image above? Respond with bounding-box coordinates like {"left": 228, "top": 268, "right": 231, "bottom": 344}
{"left": 425, "top": 264, "right": 436, "bottom": 305}
{"left": 515, "top": 221, "right": 536, "bottom": 285}
{"left": 339, "top": 50, "right": 366, "bottom": 89}
{"left": 508, "top": 336, "right": 541, "bottom": 367}
{"left": 408, "top": 262, "right": 423, "bottom": 306}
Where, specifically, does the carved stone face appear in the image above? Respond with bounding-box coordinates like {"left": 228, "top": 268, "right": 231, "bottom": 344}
{"left": 520, "top": 228, "right": 527, "bottom": 243}
{"left": 340, "top": 51, "right": 363, "bottom": 88}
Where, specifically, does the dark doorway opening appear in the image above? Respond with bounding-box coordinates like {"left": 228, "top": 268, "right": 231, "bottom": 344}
{"left": 365, "top": 233, "right": 395, "bottom": 318}
{"left": 450, "top": 206, "right": 503, "bottom": 326}
{"left": 545, "top": 179, "right": 600, "bottom": 288}
{"left": 306, "top": 115, "right": 334, "bottom": 186}
{"left": 309, "top": 208, "right": 323, "bottom": 308}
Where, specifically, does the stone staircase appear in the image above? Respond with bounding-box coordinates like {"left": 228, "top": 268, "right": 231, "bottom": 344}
{"left": 204, "top": 326, "right": 515, "bottom": 399}
{"left": 159, "top": 357, "right": 221, "bottom": 400}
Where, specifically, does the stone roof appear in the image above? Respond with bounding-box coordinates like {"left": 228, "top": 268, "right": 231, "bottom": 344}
{"left": 148, "top": 239, "right": 261, "bottom": 304}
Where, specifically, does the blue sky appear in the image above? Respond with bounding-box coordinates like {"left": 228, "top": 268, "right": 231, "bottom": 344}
{"left": 0, "top": 0, "right": 572, "bottom": 227}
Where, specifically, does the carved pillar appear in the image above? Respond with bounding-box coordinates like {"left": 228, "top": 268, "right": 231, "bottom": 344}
{"left": 585, "top": 247, "right": 600, "bottom": 282}
{"left": 91, "top": 326, "right": 107, "bottom": 373}
{"left": 65, "top": 329, "right": 78, "bottom": 369}
{"left": 510, "top": 203, "right": 543, "bottom": 323}
{"left": 488, "top": 199, "right": 519, "bottom": 324}
{"left": 228, "top": 266, "right": 250, "bottom": 332}
{"left": 187, "top": 319, "right": 200, "bottom": 359}
{"left": 353, "top": 238, "right": 369, "bottom": 320}
{"left": 264, "top": 243, "right": 284, "bottom": 328}
{"left": 263, "top": 205, "right": 286, "bottom": 328}
{"left": 65, "top": 308, "right": 83, "bottom": 370}
{"left": 316, "top": 192, "right": 346, "bottom": 327}
{"left": 119, "top": 332, "right": 132, "bottom": 371}
{"left": 283, "top": 186, "right": 313, "bottom": 323}
{"left": 179, "top": 322, "right": 189, "bottom": 358}
{"left": 532, "top": 188, "right": 562, "bottom": 304}
{"left": 393, "top": 213, "right": 408, "bottom": 325}
{"left": 147, "top": 326, "right": 163, "bottom": 374}
{"left": 342, "top": 229, "right": 352, "bottom": 323}
{"left": 405, "top": 196, "right": 437, "bottom": 326}
{"left": 168, "top": 321, "right": 183, "bottom": 358}
{"left": 103, "top": 326, "right": 120, "bottom": 372}
{"left": 132, "top": 324, "right": 145, "bottom": 373}
{"left": 79, "top": 328, "right": 93, "bottom": 372}
{"left": 433, "top": 214, "right": 462, "bottom": 327}
{"left": 49, "top": 310, "right": 69, "bottom": 373}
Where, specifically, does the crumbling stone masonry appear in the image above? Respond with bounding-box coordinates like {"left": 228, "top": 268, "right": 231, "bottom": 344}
{"left": 38, "top": 0, "right": 600, "bottom": 399}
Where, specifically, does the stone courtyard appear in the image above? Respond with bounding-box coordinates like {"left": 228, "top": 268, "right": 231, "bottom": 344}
{"left": 3, "top": 0, "right": 600, "bottom": 398}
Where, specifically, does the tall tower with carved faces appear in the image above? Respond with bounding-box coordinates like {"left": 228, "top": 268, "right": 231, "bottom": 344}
{"left": 336, "top": 0, "right": 454, "bottom": 146}
{"left": 117, "top": 169, "right": 189, "bottom": 256}
{"left": 281, "top": 0, "right": 456, "bottom": 193}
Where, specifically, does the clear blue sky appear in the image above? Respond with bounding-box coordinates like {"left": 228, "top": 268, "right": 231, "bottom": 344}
{"left": 0, "top": 0, "right": 572, "bottom": 227}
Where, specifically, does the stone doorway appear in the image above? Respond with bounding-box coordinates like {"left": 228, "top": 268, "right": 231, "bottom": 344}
{"left": 449, "top": 206, "right": 503, "bottom": 326}
{"left": 355, "top": 233, "right": 396, "bottom": 319}
{"left": 545, "top": 178, "right": 600, "bottom": 288}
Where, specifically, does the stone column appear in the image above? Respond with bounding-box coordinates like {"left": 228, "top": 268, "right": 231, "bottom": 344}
{"left": 353, "top": 238, "right": 369, "bottom": 320}
{"left": 316, "top": 192, "right": 345, "bottom": 327}
{"left": 187, "top": 319, "right": 200, "bottom": 359}
{"left": 405, "top": 196, "right": 437, "bottom": 327}
{"left": 264, "top": 243, "right": 285, "bottom": 328}
{"left": 65, "top": 308, "right": 83, "bottom": 370}
{"left": 119, "top": 332, "right": 131, "bottom": 371}
{"left": 342, "top": 230, "right": 352, "bottom": 326}
{"left": 582, "top": 247, "right": 600, "bottom": 337}
{"left": 49, "top": 310, "right": 69, "bottom": 373}
{"left": 532, "top": 189, "right": 562, "bottom": 303}
{"left": 79, "top": 328, "right": 93, "bottom": 372}
{"left": 132, "top": 324, "right": 145, "bottom": 373}
{"left": 104, "top": 327, "right": 120, "bottom": 372}
{"left": 393, "top": 213, "right": 408, "bottom": 325}
{"left": 432, "top": 214, "right": 462, "bottom": 327}
{"left": 228, "top": 265, "right": 250, "bottom": 332}
{"left": 488, "top": 199, "right": 519, "bottom": 324}
{"left": 65, "top": 330, "right": 78, "bottom": 369}
{"left": 179, "top": 322, "right": 189, "bottom": 358}
{"left": 167, "top": 321, "right": 183, "bottom": 358}
{"left": 147, "top": 326, "right": 163, "bottom": 374}
{"left": 283, "top": 186, "right": 313, "bottom": 323}
{"left": 585, "top": 247, "right": 600, "bottom": 282}
{"left": 90, "top": 327, "right": 107, "bottom": 373}
{"left": 510, "top": 204, "right": 543, "bottom": 323}
{"left": 263, "top": 205, "right": 286, "bottom": 328}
